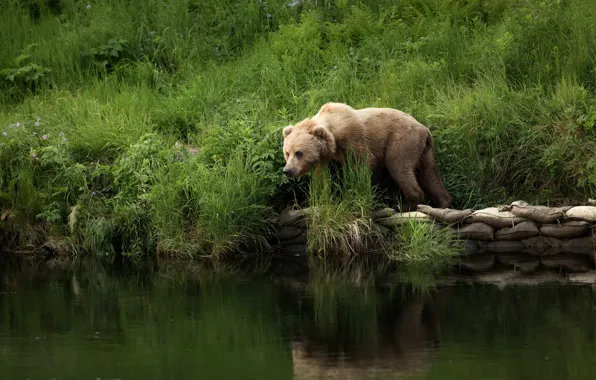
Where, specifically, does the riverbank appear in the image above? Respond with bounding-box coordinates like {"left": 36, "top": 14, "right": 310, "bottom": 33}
{"left": 1, "top": 0, "right": 596, "bottom": 259}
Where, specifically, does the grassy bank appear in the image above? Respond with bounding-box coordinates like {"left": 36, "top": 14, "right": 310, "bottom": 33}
{"left": 1, "top": 0, "right": 595, "bottom": 258}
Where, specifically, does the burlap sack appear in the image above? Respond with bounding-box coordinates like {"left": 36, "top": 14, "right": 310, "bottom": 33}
{"left": 494, "top": 221, "right": 540, "bottom": 241}
{"left": 508, "top": 200, "right": 571, "bottom": 223}
{"left": 277, "top": 225, "right": 306, "bottom": 241}
{"left": 539, "top": 221, "right": 590, "bottom": 239}
{"left": 484, "top": 240, "right": 526, "bottom": 253}
{"left": 281, "top": 232, "right": 307, "bottom": 246}
{"left": 541, "top": 254, "right": 593, "bottom": 272}
{"left": 496, "top": 253, "right": 540, "bottom": 272}
{"left": 280, "top": 208, "right": 306, "bottom": 227}
{"left": 417, "top": 204, "right": 473, "bottom": 224}
{"left": 565, "top": 206, "right": 596, "bottom": 222}
{"left": 459, "top": 254, "right": 495, "bottom": 272}
{"left": 376, "top": 212, "right": 433, "bottom": 228}
{"left": 282, "top": 244, "right": 308, "bottom": 256}
{"left": 371, "top": 208, "right": 396, "bottom": 220}
{"left": 452, "top": 222, "right": 494, "bottom": 241}
{"left": 560, "top": 236, "right": 596, "bottom": 255}
{"left": 521, "top": 236, "right": 564, "bottom": 256}
{"left": 465, "top": 207, "right": 528, "bottom": 228}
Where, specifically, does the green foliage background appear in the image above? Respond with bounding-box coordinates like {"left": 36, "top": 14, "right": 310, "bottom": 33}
{"left": 1, "top": 0, "right": 595, "bottom": 257}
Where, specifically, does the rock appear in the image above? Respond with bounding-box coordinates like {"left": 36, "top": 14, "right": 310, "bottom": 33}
{"left": 539, "top": 220, "right": 591, "bottom": 239}
{"left": 541, "top": 254, "right": 593, "bottom": 272}
{"left": 459, "top": 254, "right": 495, "bottom": 272}
{"left": 371, "top": 208, "right": 396, "bottom": 220}
{"left": 417, "top": 204, "right": 473, "bottom": 224}
{"left": 509, "top": 200, "right": 571, "bottom": 223}
{"left": 465, "top": 207, "right": 528, "bottom": 229}
{"left": 452, "top": 222, "right": 495, "bottom": 241}
{"left": 565, "top": 206, "right": 596, "bottom": 222}
{"left": 494, "top": 221, "right": 540, "bottom": 241}
{"left": 277, "top": 225, "right": 306, "bottom": 241}
{"left": 496, "top": 253, "right": 540, "bottom": 272}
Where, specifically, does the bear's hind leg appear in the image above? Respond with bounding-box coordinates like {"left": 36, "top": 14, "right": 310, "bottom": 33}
{"left": 385, "top": 151, "right": 425, "bottom": 212}
{"left": 416, "top": 147, "right": 453, "bottom": 209}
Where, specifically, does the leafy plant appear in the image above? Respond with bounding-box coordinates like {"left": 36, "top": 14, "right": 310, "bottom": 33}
{"left": 81, "top": 38, "right": 129, "bottom": 73}
{"left": 0, "top": 43, "right": 51, "bottom": 97}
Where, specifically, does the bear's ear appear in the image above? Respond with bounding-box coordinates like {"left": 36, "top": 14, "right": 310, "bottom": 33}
{"left": 310, "top": 125, "right": 332, "bottom": 141}
{"left": 283, "top": 125, "right": 293, "bottom": 138}
{"left": 311, "top": 125, "right": 337, "bottom": 155}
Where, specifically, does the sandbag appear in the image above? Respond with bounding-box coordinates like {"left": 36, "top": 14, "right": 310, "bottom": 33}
{"left": 565, "top": 206, "right": 596, "bottom": 222}
{"left": 523, "top": 247, "right": 550, "bottom": 257}
{"left": 509, "top": 200, "right": 571, "bottom": 223}
{"left": 282, "top": 244, "right": 308, "bottom": 256}
{"left": 280, "top": 208, "right": 306, "bottom": 227}
{"left": 539, "top": 221, "right": 591, "bottom": 239}
{"left": 372, "top": 208, "right": 396, "bottom": 220}
{"left": 452, "top": 222, "right": 495, "bottom": 241}
{"left": 542, "top": 246, "right": 574, "bottom": 257}
{"left": 484, "top": 240, "right": 526, "bottom": 253}
{"left": 465, "top": 207, "right": 528, "bottom": 229}
{"left": 281, "top": 232, "right": 307, "bottom": 246}
{"left": 376, "top": 212, "right": 433, "bottom": 228}
{"left": 494, "top": 221, "right": 540, "bottom": 241}
{"left": 521, "top": 236, "right": 564, "bottom": 249}
{"left": 560, "top": 236, "right": 596, "bottom": 255}
{"left": 521, "top": 236, "right": 565, "bottom": 256}
{"left": 461, "top": 240, "right": 481, "bottom": 255}
{"left": 431, "top": 222, "right": 447, "bottom": 234}
{"left": 459, "top": 254, "right": 495, "bottom": 272}
{"left": 417, "top": 205, "right": 473, "bottom": 224}
{"left": 541, "top": 254, "right": 593, "bottom": 272}
{"left": 277, "top": 225, "right": 306, "bottom": 241}
{"left": 376, "top": 224, "right": 393, "bottom": 238}
{"left": 496, "top": 253, "right": 540, "bottom": 272}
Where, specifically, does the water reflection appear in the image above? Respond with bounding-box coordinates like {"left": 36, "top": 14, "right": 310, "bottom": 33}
{"left": 291, "top": 285, "right": 452, "bottom": 380}
{"left": 0, "top": 259, "right": 596, "bottom": 380}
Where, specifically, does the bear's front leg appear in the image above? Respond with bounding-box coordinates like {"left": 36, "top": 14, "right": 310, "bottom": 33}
{"left": 314, "top": 163, "right": 323, "bottom": 178}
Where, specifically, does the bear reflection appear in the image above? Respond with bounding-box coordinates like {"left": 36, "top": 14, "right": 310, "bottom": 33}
{"left": 291, "top": 286, "right": 452, "bottom": 380}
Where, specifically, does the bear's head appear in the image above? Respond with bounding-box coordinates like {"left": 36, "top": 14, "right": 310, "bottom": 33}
{"left": 282, "top": 119, "right": 336, "bottom": 178}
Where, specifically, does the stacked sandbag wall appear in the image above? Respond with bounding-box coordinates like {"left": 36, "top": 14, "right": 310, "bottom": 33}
{"left": 274, "top": 202, "right": 596, "bottom": 273}
{"left": 386, "top": 202, "right": 596, "bottom": 273}
{"left": 275, "top": 208, "right": 309, "bottom": 256}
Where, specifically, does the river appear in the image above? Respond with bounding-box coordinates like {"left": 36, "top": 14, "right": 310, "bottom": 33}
{"left": 1, "top": 258, "right": 595, "bottom": 379}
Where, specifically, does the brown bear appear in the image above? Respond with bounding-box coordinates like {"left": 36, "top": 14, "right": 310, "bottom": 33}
{"left": 282, "top": 102, "right": 452, "bottom": 211}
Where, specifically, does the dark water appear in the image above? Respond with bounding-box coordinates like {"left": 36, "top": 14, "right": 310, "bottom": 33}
{"left": 1, "top": 261, "right": 596, "bottom": 380}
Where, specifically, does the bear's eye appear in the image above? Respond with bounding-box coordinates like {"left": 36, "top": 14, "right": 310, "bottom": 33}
{"left": 295, "top": 151, "right": 303, "bottom": 159}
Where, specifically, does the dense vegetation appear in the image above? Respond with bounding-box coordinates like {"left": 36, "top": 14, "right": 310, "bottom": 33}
{"left": 1, "top": 0, "right": 595, "bottom": 258}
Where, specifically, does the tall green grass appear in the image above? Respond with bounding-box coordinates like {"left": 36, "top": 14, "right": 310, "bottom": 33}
{"left": 304, "top": 152, "right": 381, "bottom": 256}
{"left": 1, "top": 0, "right": 596, "bottom": 258}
